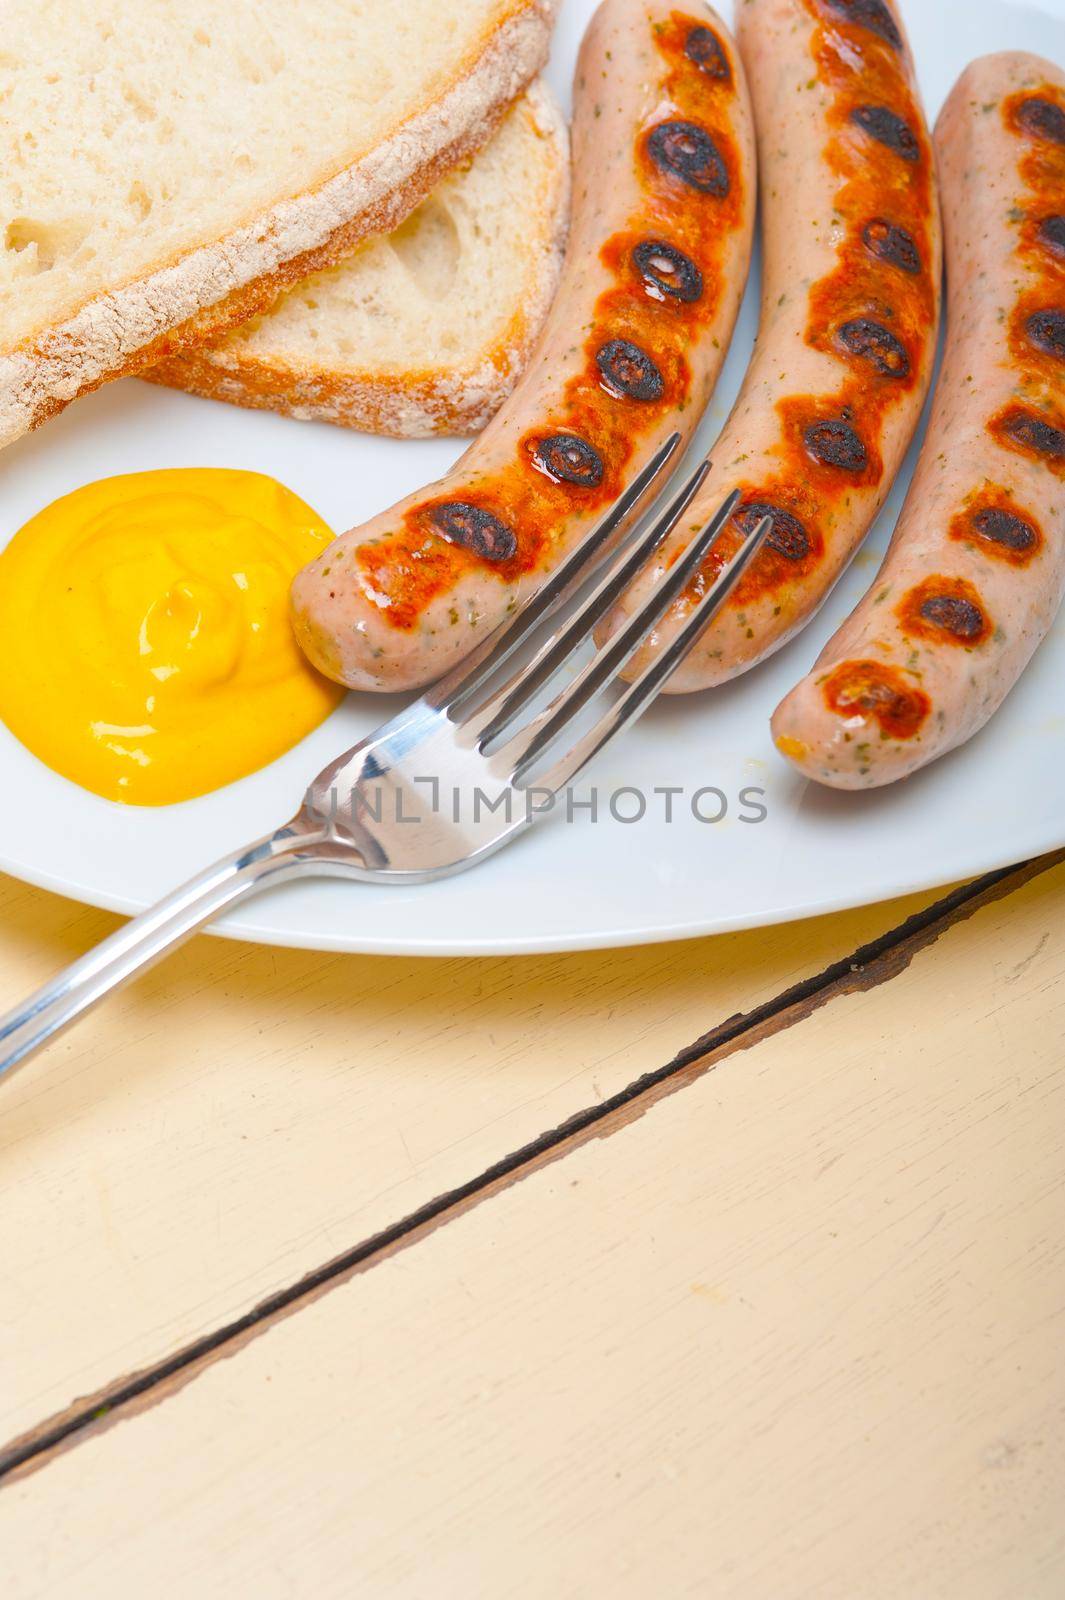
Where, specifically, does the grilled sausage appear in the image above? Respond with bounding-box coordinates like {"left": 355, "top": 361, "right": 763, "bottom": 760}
{"left": 773, "top": 52, "right": 1065, "bottom": 788}
{"left": 598, "top": 0, "right": 942, "bottom": 691}
{"left": 291, "top": 0, "right": 756, "bottom": 692}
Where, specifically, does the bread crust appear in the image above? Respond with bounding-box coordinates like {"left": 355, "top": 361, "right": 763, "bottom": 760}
{"left": 0, "top": 0, "right": 555, "bottom": 449}
{"left": 147, "top": 84, "right": 571, "bottom": 438}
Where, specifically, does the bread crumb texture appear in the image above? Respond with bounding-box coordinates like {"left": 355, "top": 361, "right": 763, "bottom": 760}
{"left": 0, "top": 0, "right": 556, "bottom": 444}
{"left": 151, "top": 83, "right": 571, "bottom": 436}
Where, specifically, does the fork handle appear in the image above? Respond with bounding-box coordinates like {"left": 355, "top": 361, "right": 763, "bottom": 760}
{"left": 0, "top": 818, "right": 334, "bottom": 1084}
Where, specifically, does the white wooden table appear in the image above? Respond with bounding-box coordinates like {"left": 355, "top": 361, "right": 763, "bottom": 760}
{"left": 1, "top": 853, "right": 1062, "bottom": 1596}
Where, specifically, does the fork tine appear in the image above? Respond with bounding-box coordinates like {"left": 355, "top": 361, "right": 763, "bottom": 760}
{"left": 432, "top": 432, "right": 682, "bottom": 720}
{"left": 491, "top": 487, "right": 742, "bottom": 771}
{"left": 525, "top": 511, "right": 775, "bottom": 792}
{"left": 469, "top": 459, "right": 712, "bottom": 746}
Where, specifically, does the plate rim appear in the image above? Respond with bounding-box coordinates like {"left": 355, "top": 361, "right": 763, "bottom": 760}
{"left": 0, "top": 821, "right": 1052, "bottom": 957}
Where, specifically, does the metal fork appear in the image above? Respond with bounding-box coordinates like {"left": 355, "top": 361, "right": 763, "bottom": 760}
{"left": 0, "top": 435, "right": 771, "bottom": 1081}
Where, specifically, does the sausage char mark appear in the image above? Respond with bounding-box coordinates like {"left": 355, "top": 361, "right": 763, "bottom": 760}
{"left": 838, "top": 316, "right": 911, "bottom": 376}
{"left": 675, "top": 489, "right": 826, "bottom": 607}
{"left": 427, "top": 503, "right": 517, "bottom": 563}
{"left": 532, "top": 434, "right": 605, "bottom": 489}
{"left": 862, "top": 217, "right": 921, "bottom": 273}
{"left": 897, "top": 576, "right": 993, "bottom": 647}
{"left": 1009, "top": 291, "right": 1065, "bottom": 381}
{"left": 804, "top": 417, "right": 869, "bottom": 471}
{"left": 971, "top": 507, "right": 1037, "bottom": 555}
{"left": 1026, "top": 308, "right": 1065, "bottom": 361}
{"left": 632, "top": 238, "right": 704, "bottom": 302}
{"left": 1039, "top": 214, "right": 1065, "bottom": 255}
{"left": 949, "top": 489, "right": 1043, "bottom": 568}
{"left": 991, "top": 405, "right": 1065, "bottom": 475}
{"left": 351, "top": 12, "right": 746, "bottom": 630}
{"left": 646, "top": 119, "right": 730, "bottom": 196}
{"left": 851, "top": 104, "right": 919, "bottom": 160}
{"left": 735, "top": 502, "right": 812, "bottom": 561}
{"left": 820, "top": 0, "right": 902, "bottom": 50}
{"left": 731, "top": 499, "right": 824, "bottom": 600}
{"left": 919, "top": 597, "right": 986, "bottom": 641}
{"left": 1013, "top": 96, "right": 1065, "bottom": 147}
{"left": 1004, "top": 409, "right": 1065, "bottom": 457}
{"left": 685, "top": 24, "right": 730, "bottom": 81}
{"left": 822, "top": 659, "right": 931, "bottom": 739}
{"left": 596, "top": 338, "right": 666, "bottom": 401}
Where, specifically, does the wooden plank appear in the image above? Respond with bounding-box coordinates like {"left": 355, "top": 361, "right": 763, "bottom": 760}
{"left": 2, "top": 862, "right": 1062, "bottom": 1595}
{"left": 0, "top": 865, "right": 1000, "bottom": 1451}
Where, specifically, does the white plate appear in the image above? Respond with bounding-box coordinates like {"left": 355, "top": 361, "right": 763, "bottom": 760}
{"left": 1, "top": 0, "right": 1063, "bottom": 956}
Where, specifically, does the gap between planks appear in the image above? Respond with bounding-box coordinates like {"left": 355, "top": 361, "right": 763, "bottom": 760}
{"left": 0, "top": 849, "right": 1060, "bottom": 1489}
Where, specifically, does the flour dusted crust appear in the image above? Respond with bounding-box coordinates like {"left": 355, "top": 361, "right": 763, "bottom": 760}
{"left": 148, "top": 84, "right": 571, "bottom": 438}
{"left": 0, "top": 0, "right": 556, "bottom": 449}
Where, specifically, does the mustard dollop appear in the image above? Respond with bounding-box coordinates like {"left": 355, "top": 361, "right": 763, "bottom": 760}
{"left": 0, "top": 469, "right": 344, "bottom": 805}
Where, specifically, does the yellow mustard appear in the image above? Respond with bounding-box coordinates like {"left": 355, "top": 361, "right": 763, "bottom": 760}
{"left": 0, "top": 468, "right": 344, "bottom": 805}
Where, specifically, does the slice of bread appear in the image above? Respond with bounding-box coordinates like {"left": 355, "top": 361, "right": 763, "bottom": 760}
{"left": 148, "top": 84, "right": 570, "bottom": 438}
{"left": 0, "top": 0, "right": 557, "bottom": 450}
